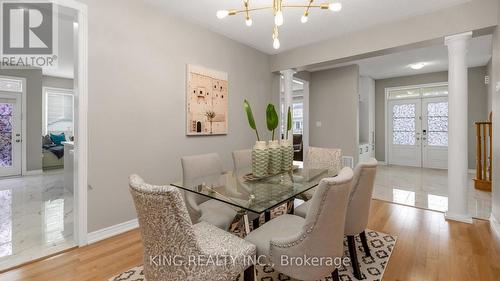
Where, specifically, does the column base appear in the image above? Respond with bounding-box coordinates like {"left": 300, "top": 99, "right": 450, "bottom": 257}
{"left": 444, "top": 212, "right": 473, "bottom": 224}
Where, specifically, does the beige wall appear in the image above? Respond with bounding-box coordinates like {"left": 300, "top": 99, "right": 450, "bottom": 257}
{"left": 270, "top": 0, "right": 498, "bottom": 71}
{"left": 309, "top": 65, "right": 359, "bottom": 163}
{"left": 374, "top": 67, "right": 489, "bottom": 169}
{"left": 84, "top": 0, "right": 273, "bottom": 232}
{"left": 0, "top": 69, "right": 43, "bottom": 172}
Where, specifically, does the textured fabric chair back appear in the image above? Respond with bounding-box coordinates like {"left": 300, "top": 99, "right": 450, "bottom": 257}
{"left": 344, "top": 158, "right": 378, "bottom": 235}
{"left": 129, "top": 175, "right": 200, "bottom": 280}
{"left": 270, "top": 167, "right": 353, "bottom": 280}
{"left": 232, "top": 149, "right": 252, "bottom": 177}
{"left": 305, "top": 146, "right": 342, "bottom": 174}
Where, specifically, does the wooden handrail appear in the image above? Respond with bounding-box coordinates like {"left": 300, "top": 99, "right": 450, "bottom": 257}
{"left": 474, "top": 116, "right": 492, "bottom": 191}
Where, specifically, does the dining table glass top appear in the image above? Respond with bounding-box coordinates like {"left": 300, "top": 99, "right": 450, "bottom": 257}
{"left": 171, "top": 167, "right": 338, "bottom": 214}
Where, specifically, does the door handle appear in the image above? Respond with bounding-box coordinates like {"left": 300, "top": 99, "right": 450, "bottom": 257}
{"left": 15, "top": 139, "right": 21, "bottom": 143}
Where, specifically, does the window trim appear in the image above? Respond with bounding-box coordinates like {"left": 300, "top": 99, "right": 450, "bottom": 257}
{"left": 42, "top": 87, "right": 75, "bottom": 136}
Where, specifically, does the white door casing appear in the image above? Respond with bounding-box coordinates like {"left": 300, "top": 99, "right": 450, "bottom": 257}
{"left": 0, "top": 93, "right": 22, "bottom": 177}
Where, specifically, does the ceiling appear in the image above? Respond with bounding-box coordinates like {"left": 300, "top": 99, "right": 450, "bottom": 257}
{"left": 146, "top": 0, "right": 471, "bottom": 54}
{"left": 311, "top": 34, "right": 492, "bottom": 79}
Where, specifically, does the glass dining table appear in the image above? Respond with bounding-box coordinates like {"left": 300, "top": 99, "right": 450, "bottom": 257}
{"left": 171, "top": 167, "right": 337, "bottom": 234}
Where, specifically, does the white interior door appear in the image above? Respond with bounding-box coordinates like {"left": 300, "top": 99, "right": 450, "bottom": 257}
{"left": 388, "top": 99, "right": 422, "bottom": 167}
{"left": 0, "top": 93, "right": 22, "bottom": 177}
{"left": 422, "top": 97, "right": 448, "bottom": 169}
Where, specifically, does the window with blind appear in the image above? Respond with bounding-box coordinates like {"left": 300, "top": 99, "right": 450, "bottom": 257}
{"left": 43, "top": 88, "right": 74, "bottom": 136}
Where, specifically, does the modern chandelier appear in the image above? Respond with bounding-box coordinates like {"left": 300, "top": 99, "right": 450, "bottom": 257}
{"left": 216, "top": 0, "right": 342, "bottom": 50}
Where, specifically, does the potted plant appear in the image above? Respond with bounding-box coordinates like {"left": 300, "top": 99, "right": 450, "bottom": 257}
{"left": 281, "top": 107, "right": 294, "bottom": 171}
{"left": 244, "top": 100, "right": 268, "bottom": 177}
{"left": 266, "top": 104, "right": 281, "bottom": 175}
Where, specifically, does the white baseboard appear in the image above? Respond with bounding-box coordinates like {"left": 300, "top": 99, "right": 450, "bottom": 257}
{"left": 24, "top": 169, "right": 43, "bottom": 176}
{"left": 377, "top": 161, "right": 387, "bottom": 166}
{"left": 490, "top": 213, "right": 500, "bottom": 238}
{"left": 87, "top": 218, "right": 138, "bottom": 244}
{"left": 444, "top": 212, "right": 473, "bottom": 224}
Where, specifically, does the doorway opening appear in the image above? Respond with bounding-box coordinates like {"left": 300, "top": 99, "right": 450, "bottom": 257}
{"left": 386, "top": 83, "right": 449, "bottom": 169}
{"left": 279, "top": 75, "right": 309, "bottom": 162}
{"left": 0, "top": 1, "right": 87, "bottom": 271}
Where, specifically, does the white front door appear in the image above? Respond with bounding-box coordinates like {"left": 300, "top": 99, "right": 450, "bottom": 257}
{"left": 388, "top": 96, "right": 449, "bottom": 169}
{"left": 422, "top": 97, "right": 448, "bottom": 169}
{"left": 388, "top": 99, "right": 422, "bottom": 167}
{"left": 0, "top": 93, "right": 22, "bottom": 177}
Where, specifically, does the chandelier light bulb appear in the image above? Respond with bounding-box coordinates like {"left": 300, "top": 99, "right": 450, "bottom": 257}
{"left": 301, "top": 14, "right": 309, "bottom": 23}
{"left": 246, "top": 17, "right": 253, "bottom": 26}
{"left": 328, "top": 2, "right": 342, "bottom": 12}
{"left": 275, "top": 11, "right": 284, "bottom": 26}
{"left": 273, "top": 38, "right": 281, "bottom": 49}
{"left": 216, "top": 10, "right": 229, "bottom": 19}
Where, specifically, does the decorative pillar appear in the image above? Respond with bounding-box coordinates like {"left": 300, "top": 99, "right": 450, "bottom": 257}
{"left": 280, "top": 69, "right": 296, "bottom": 140}
{"left": 444, "top": 32, "right": 473, "bottom": 224}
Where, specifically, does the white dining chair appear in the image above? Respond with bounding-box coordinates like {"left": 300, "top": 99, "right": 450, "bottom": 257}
{"left": 294, "top": 158, "right": 378, "bottom": 280}
{"left": 301, "top": 146, "right": 342, "bottom": 199}
{"left": 232, "top": 149, "right": 252, "bottom": 177}
{"left": 181, "top": 153, "right": 237, "bottom": 231}
{"left": 244, "top": 167, "right": 354, "bottom": 281}
{"left": 129, "top": 175, "right": 256, "bottom": 281}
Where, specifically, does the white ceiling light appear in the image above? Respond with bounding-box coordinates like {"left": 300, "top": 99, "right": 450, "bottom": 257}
{"left": 301, "top": 13, "right": 309, "bottom": 23}
{"left": 245, "top": 17, "right": 253, "bottom": 26}
{"left": 409, "top": 62, "right": 426, "bottom": 70}
{"left": 328, "top": 2, "right": 342, "bottom": 12}
{"left": 216, "top": 1, "right": 342, "bottom": 50}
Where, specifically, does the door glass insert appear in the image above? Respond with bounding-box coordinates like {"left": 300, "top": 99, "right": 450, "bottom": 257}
{"left": 0, "top": 103, "right": 13, "bottom": 167}
{"left": 427, "top": 102, "right": 448, "bottom": 146}
{"left": 392, "top": 104, "right": 416, "bottom": 145}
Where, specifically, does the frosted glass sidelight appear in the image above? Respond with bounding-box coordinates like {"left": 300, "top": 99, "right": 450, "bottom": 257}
{"left": 0, "top": 104, "right": 13, "bottom": 167}
{"left": 427, "top": 102, "right": 448, "bottom": 146}
{"left": 392, "top": 104, "right": 416, "bottom": 145}
{"left": 393, "top": 132, "right": 416, "bottom": 145}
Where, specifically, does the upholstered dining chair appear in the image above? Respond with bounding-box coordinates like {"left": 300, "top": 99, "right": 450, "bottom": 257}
{"left": 181, "top": 153, "right": 237, "bottom": 231}
{"left": 301, "top": 146, "right": 342, "bottom": 199}
{"left": 232, "top": 149, "right": 252, "bottom": 178}
{"left": 294, "top": 158, "right": 378, "bottom": 280}
{"left": 129, "top": 175, "right": 256, "bottom": 281}
{"left": 244, "top": 167, "right": 354, "bottom": 281}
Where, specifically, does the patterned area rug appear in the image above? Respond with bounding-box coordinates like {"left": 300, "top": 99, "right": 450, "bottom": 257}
{"left": 109, "top": 204, "right": 397, "bottom": 281}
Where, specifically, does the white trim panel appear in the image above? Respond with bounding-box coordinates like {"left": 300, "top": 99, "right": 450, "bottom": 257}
{"left": 490, "top": 214, "right": 500, "bottom": 238}
{"left": 87, "top": 219, "right": 139, "bottom": 245}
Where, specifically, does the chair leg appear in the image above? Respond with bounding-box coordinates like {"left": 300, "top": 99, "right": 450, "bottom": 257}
{"left": 347, "top": 235, "right": 363, "bottom": 280}
{"left": 244, "top": 265, "right": 255, "bottom": 281}
{"left": 331, "top": 268, "right": 340, "bottom": 281}
{"left": 359, "top": 231, "right": 372, "bottom": 258}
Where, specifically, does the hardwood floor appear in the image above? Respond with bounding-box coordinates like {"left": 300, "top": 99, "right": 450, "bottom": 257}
{"left": 0, "top": 200, "right": 499, "bottom": 281}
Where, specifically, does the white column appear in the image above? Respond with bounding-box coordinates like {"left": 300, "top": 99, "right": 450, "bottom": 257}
{"left": 444, "top": 32, "right": 473, "bottom": 224}
{"left": 280, "top": 69, "right": 296, "bottom": 140}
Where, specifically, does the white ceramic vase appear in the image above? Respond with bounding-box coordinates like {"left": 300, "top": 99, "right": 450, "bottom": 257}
{"left": 252, "top": 141, "right": 268, "bottom": 178}
{"left": 268, "top": 140, "right": 282, "bottom": 175}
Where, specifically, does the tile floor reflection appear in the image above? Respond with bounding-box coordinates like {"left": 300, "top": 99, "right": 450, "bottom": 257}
{"left": 0, "top": 170, "right": 74, "bottom": 271}
{"left": 373, "top": 165, "right": 491, "bottom": 219}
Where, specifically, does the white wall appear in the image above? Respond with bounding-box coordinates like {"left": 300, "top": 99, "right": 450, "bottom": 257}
{"left": 83, "top": 0, "right": 273, "bottom": 232}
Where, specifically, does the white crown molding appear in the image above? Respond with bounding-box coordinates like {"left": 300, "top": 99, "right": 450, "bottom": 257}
{"left": 444, "top": 31, "right": 472, "bottom": 45}
{"left": 87, "top": 219, "right": 139, "bottom": 245}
